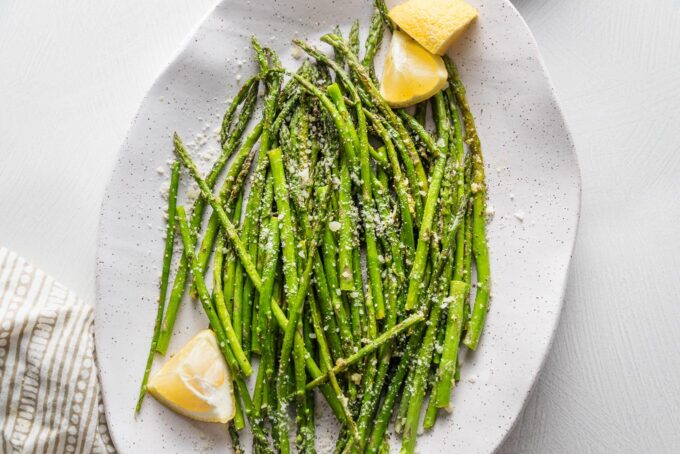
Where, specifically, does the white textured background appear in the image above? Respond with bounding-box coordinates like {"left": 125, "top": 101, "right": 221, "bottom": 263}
{"left": 1, "top": 1, "right": 679, "bottom": 453}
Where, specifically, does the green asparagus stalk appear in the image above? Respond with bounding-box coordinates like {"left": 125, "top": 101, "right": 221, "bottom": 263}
{"left": 362, "top": 108, "right": 416, "bottom": 260}
{"left": 232, "top": 385, "right": 245, "bottom": 432}
{"left": 397, "top": 109, "right": 440, "bottom": 158}
{"left": 321, "top": 33, "right": 428, "bottom": 200}
{"left": 365, "top": 330, "right": 422, "bottom": 454}
{"left": 135, "top": 160, "right": 180, "bottom": 413}
{"left": 405, "top": 93, "right": 450, "bottom": 310}
{"left": 173, "top": 133, "right": 262, "bottom": 290}
{"left": 270, "top": 297, "right": 347, "bottom": 423}
{"left": 220, "top": 76, "right": 259, "bottom": 147}
{"left": 328, "top": 83, "right": 386, "bottom": 319}
{"left": 305, "top": 312, "right": 424, "bottom": 390}
{"left": 312, "top": 251, "right": 345, "bottom": 359}
{"left": 352, "top": 247, "right": 375, "bottom": 339}
{"left": 243, "top": 172, "right": 273, "bottom": 356}
{"left": 401, "top": 266, "right": 452, "bottom": 454}
{"left": 425, "top": 280, "right": 468, "bottom": 420}
{"left": 251, "top": 174, "right": 275, "bottom": 355}
{"left": 337, "top": 154, "right": 355, "bottom": 291}
{"left": 276, "top": 183, "right": 330, "bottom": 413}
{"left": 212, "top": 233, "right": 230, "bottom": 335}
{"left": 293, "top": 323, "right": 312, "bottom": 452}
{"left": 363, "top": 9, "right": 385, "bottom": 83}
{"left": 444, "top": 57, "right": 491, "bottom": 350}
{"left": 223, "top": 192, "right": 244, "bottom": 316}
{"left": 255, "top": 213, "right": 279, "bottom": 347}
{"left": 349, "top": 20, "right": 360, "bottom": 57}
{"left": 175, "top": 206, "right": 252, "bottom": 377}
{"left": 375, "top": 0, "right": 393, "bottom": 32}
{"left": 252, "top": 218, "right": 279, "bottom": 415}
{"left": 309, "top": 293, "right": 359, "bottom": 441}
{"left": 232, "top": 261, "right": 244, "bottom": 344}
{"left": 268, "top": 147, "right": 299, "bottom": 302}
{"left": 156, "top": 82, "right": 259, "bottom": 355}
{"left": 274, "top": 370, "right": 291, "bottom": 454}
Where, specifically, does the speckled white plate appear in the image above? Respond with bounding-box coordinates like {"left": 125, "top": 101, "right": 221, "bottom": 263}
{"left": 95, "top": 0, "right": 580, "bottom": 452}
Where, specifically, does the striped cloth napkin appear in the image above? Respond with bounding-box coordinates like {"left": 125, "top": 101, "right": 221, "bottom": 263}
{"left": 0, "top": 246, "right": 116, "bottom": 453}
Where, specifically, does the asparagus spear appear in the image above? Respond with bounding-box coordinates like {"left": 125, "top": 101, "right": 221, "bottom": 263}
{"left": 397, "top": 109, "right": 440, "bottom": 158}
{"left": 375, "top": 0, "right": 393, "bottom": 32}
{"left": 401, "top": 265, "right": 452, "bottom": 454}
{"left": 430, "top": 281, "right": 468, "bottom": 410}
{"left": 220, "top": 76, "right": 259, "bottom": 147}
{"left": 362, "top": 108, "right": 416, "bottom": 262}
{"left": 349, "top": 20, "right": 360, "bottom": 57}
{"left": 405, "top": 92, "right": 450, "bottom": 311}
{"left": 175, "top": 206, "right": 253, "bottom": 376}
{"left": 254, "top": 212, "right": 278, "bottom": 347}
{"left": 321, "top": 33, "right": 428, "bottom": 206}
{"left": 309, "top": 293, "right": 359, "bottom": 441}
{"left": 444, "top": 56, "right": 491, "bottom": 351}
{"left": 365, "top": 330, "right": 422, "bottom": 454}
{"left": 239, "top": 39, "right": 283, "bottom": 360}
{"left": 156, "top": 81, "right": 259, "bottom": 354}
{"left": 270, "top": 297, "right": 348, "bottom": 423}
{"left": 251, "top": 173, "right": 275, "bottom": 355}
{"left": 363, "top": 8, "right": 385, "bottom": 84}
{"left": 327, "top": 83, "right": 386, "bottom": 318}
{"left": 135, "top": 160, "right": 180, "bottom": 413}
{"left": 305, "top": 312, "right": 424, "bottom": 390}
{"left": 173, "top": 133, "right": 262, "bottom": 290}
{"left": 423, "top": 88, "right": 469, "bottom": 426}
{"left": 268, "top": 147, "right": 299, "bottom": 301}
{"left": 312, "top": 249, "right": 346, "bottom": 359}
{"left": 275, "top": 181, "right": 330, "bottom": 409}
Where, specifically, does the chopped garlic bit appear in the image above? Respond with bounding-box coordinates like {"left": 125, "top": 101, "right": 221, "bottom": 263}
{"left": 186, "top": 185, "right": 201, "bottom": 202}
{"left": 514, "top": 210, "right": 525, "bottom": 222}
{"left": 159, "top": 182, "right": 170, "bottom": 200}
{"left": 291, "top": 46, "right": 303, "bottom": 59}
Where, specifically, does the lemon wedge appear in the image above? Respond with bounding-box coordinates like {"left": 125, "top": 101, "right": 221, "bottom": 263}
{"left": 389, "top": 0, "right": 478, "bottom": 56}
{"left": 380, "top": 30, "right": 447, "bottom": 108}
{"left": 147, "top": 329, "right": 235, "bottom": 423}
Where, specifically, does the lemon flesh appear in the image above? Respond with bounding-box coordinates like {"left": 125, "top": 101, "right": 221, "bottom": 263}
{"left": 380, "top": 30, "right": 447, "bottom": 108}
{"left": 389, "top": 0, "right": 478, "bottom": 56}
{"left": 147, "top": 329, "right": 235, "bottom": 423}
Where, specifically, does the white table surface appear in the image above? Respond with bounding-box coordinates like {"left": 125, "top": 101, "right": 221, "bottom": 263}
{"left": 1, "top": 0, "right": 679, "bottom": 452}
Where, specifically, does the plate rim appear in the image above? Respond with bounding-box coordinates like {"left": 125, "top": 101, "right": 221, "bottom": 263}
{"left": 486, "top": 1, "right": 582, "bottom": 451}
